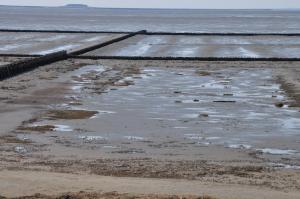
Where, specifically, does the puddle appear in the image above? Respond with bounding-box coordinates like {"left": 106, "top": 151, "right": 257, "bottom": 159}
{"left": 36, "top": 35, "right": 67, "bottom": 42}
{"left": 70, "top": 65, "right": 106, "bottom": 92}
{"left": 0, "top": 44, "right": 27, "bottom": 51}
{"left": 272, "top": 47, "right": 300, "bottom": 58}
{"left": 103, "top": 145, "right": 120, "bottom": 149}
{"left": 124, "top": 136, "right": 145, "bottom": 141}
{"left": 78, "top": 135, "right": 106, "bottom": 141}
{"left": 213, "top": 37, "right": 253, "bottom": 45}
{"left": 116, "top": 36, "right": 163, "bottom": 56}
{"left": 27, "top": 66, "right": 300, "bottom": 164}
{"left": 182, "top": 113, "right": 200, "bottom": 119}
{"left": 184, "top": 134, "right": 203, "bottom": 140}
{"left": 73, "top": 65, "right": 106, "bottom": 75}
{"left": 172, "top": 46, "right": 201, "bottom": 57}
{"left": 238, "top": 47, "right": 260, "bottom": 57}
{"left": 20, "top": 124, "right": 73, "bottom": 133}
{"left": 215, "top": 46, "right": 260, "bottom": 57}
{"left": 205, "top": 137, "right": 221, "bottom": 140}
{"left": 173, "top": 126, "right": 188, "bottom": 129}
{"left": 226, "top": 144, "right": 252, "bottom": 150}
{"left": 269, "top": 163, "right": 300, "bottom": 170}
{"left": 14, "top": 146, "right": 27, "bottom": 154}
{"left": 86, "top": 67, "right": 299, "bottom": 155}
{"left": 82, "top": 36, "right": 106, "bottom": 42}
{"left": 53, "top": 125, "right": 73, "bottom": 132}
{"left": 257, "top": 148, "right": 298, "bottom": 155}
{"left": 282, "top": 118, "right": 300, "bottom": 129}
{"left": 35, "top": 44, "right": 80, "bottom": 55}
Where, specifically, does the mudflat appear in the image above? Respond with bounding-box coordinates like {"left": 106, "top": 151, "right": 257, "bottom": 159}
{"left": 0, "top": 57, "right": 300, "bottom": 198}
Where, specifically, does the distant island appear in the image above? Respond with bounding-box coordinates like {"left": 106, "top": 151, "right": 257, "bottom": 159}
{"left": 64, "top": 4, "right": 89, "bottom": 8}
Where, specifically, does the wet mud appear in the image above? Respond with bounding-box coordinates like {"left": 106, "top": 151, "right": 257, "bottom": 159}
{"left": 46, "top": 110, "right": 98, "bottom": 120}
{"left": 1, "top": 32, "right": 300, "bottom": 58}
{"left": 0, "top": 59, "right": 300, "bottom": 197}
{"left": 0, "top": 32, "right": 124, "bottom": 55}
{"left": 85, "top": 35, "right": 300, "bottom": 58}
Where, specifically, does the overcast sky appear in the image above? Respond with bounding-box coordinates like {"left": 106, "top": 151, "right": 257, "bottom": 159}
{"left": 0, "top": 0, "right": 300, "bottom": 9}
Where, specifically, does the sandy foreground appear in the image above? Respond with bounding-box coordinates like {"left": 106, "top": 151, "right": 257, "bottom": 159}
{"left": 0, "top": 170, "right": 299, "bottom": 199}
{"left": 0, "top": 58, "right": 300, "bottom": 199}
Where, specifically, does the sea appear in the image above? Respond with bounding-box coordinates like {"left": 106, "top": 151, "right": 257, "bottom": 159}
{"left": 0, "top": 6, "right": 300, "bottom": 33}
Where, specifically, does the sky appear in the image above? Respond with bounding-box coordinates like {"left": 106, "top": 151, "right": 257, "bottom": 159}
{"left": 0, "top": 0, "right": 300, "bottom": 9}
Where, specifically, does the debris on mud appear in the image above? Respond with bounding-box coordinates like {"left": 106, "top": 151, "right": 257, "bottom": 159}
{"left": 199, "top": 113, "right": 209, "bottom": 117}
{"left": 223, "top": 93, "right": 234, "bottom": 96}
{"left": 213, "top": 100, "right": 236, "bottom": 103}
{"left": 275, "top": 102, "right": 284, "bottom": 108}
{"left": 196, "top": 70, "right": 212, "bottom": 76}
{"left": 114, "top": 80, "right": 134, "bottom": 87}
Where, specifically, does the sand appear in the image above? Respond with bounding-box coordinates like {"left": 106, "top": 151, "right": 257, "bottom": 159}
{"left": 0, "top": 170, "right": 300, "bottom": 199}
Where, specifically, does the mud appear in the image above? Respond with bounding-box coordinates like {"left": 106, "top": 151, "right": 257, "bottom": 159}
{"left": 0, "top": 134, "right": 31, "bottom": 144}
{"left": 1, "top": 32, "right": 300, "bottom": 58}
{"left": 84, "top": 35, "right": 300, "bottom": 58}
{"left": 18, "top": 125, "right": 56, "bottom": 133}
{"left": 0, "top": 32, "right": 124, "bottom": 55}
{"left": 0, "top": 59, "right": 300, "bottom": 198}
{"left": 46, "top": 110, "right": 98, "bottom": 120}
{"left": 17, "top": 62, "right": 299, "bottom": 164}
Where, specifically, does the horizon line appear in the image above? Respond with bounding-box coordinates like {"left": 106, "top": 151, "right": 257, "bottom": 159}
{"left": 0, "top": 4, "right": 299, "bottom": 10}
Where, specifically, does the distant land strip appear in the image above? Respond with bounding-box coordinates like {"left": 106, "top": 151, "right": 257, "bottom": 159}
{"left": 1, "top": 29, "right": 300, "bottom": 36}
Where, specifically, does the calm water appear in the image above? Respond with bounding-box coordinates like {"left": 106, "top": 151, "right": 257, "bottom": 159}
{"left": 1, "top": 6, "right": 300, "bottom": 32}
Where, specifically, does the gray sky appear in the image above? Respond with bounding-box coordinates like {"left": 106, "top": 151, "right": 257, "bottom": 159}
{"left": 0, "top": 0, "right": 300, "bottom": 9}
